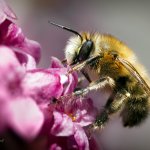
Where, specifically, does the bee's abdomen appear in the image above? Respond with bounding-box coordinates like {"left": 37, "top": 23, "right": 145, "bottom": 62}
{"left": 115, "top": 75, "right": 149, "bottom": 127}
{"left": 120, "top": 94, "right": 149, "bottom": 127}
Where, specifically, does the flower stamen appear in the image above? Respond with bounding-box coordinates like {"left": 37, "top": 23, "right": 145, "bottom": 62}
{"left": 68, "top": 113, "right": 77, "bottom": 122}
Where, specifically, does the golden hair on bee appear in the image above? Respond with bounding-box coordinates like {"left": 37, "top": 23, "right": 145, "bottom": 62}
{"left": 50, "top": 22, "right": 150, "bottom": 129}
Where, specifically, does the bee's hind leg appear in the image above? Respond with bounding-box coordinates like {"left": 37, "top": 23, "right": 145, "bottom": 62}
{"left": 91, "top": 90, "right": 130, "bottom": 130}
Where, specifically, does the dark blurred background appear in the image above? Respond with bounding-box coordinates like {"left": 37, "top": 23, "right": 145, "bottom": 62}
{"left": 7, "top": 0, "right": 150, "bottom": 150}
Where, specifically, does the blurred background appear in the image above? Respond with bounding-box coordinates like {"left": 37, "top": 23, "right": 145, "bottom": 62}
{"left": 7, "top": 0, "right": 150, "bottom": 150}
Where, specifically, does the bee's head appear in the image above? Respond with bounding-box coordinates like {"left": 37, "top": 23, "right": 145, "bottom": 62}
{"left": 49, "top": 22, "right": 94, "bottom": 65}
{"left": 65, "top": 34, "right": 94, "bottom": 65}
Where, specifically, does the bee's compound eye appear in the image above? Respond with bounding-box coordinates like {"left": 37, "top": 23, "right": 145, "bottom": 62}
{"left": 78, "top": 40, "right": 93, "bottom": 61}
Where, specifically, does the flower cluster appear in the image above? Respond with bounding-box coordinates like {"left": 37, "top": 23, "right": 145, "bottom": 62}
{"left": 0, "top": 1, "right": 100, "bottom": 150}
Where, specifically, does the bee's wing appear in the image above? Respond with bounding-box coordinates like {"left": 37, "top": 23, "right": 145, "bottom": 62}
{"left": 117, "top": 57, "right": 150, "bottom": 95}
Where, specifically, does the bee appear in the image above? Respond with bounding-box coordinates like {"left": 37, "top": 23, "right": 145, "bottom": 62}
{"left": 50, "top": 22, "right": 150, "bottom": 129}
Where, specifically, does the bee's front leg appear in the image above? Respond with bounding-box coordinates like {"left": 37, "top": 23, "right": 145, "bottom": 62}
{"left": 68, "top": 55, "right": 102, "bottom": 74}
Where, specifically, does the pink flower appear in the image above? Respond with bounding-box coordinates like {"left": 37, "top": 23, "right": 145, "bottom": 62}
{"left": 50, "top": 97, "right": 97, "bottom": 150}
{"left": 0, "top": 46, "right": 44, "bottom": 140}
{"left": 36, "top": 57, "right": 97, "bottom": 150}
{"left": 0, "top": 1, "right": 101, "bottom": 150}
{"left": 23, "top": 56, "right": 98, "bottom": 149}
{"left": 0, "top": 46, "right": 99, "bottom": 149}
{"left": 0, "top": 0, "right": 41, "bottom": 63}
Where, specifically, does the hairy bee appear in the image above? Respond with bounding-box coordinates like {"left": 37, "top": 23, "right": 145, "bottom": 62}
{"left": 50, "top": 22, "right": 150, "bottom": 129}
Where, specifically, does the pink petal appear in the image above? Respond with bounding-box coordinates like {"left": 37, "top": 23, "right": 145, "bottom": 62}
{"left": 14, "top": 49, "right": 37, "bottom": 69}
{"left": 51, "top": 111, "right": 74, "bottom": 136}
{"left": 6, "top": 98, "right": 44, "bottom": 140}
{"left": 0, "top": 101, "right": 7, "bottom": 132}
{"left": 74, "top": 124, "right": 89, "bottom": 150}
{"left": 50, "top": 57, "right": 64, "bottom": 68}
{"left": 0, "top": 86, "right": 9, "bottom": 102}
{"left": 0, "top": 0, "right": 16, "bottom": 24}
{"left": 75, "top": 98, "right": 97, "bottom": 127}
{"left": 89, "top": 137, "right": 102, "bottom": 150}
{"left": 0, "top": 46, "right": 20, "bottom": 69}
{"left": 0, "top": 46, "right": 24, "bottom": 97}
{"left": 63, "top": 72, "right": 78, "bottom": 94}
{"left": 0, "top": 20, "right": 24, "bottom": 45}
{"left": 19, "top": 38, "right": 41, "bottom": 64}
{"left": 23, "top": 70, "right": 63, "bottom": 100}
{"left": 49, "top": 143, "right": 62, "bottom": 150}
{"left": 0, "top": 20, "right": 41, "bottom": 63}
{"left": 49, "top": 57, "right": 72, "bottom": 85}
{"left": 48, "top": 68, "right": 68, "bottom": 85}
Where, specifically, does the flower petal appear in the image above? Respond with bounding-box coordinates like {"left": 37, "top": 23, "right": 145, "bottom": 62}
{"left": 0, "top": 46, "right": 20, "bottom": 69}
{"left": 51, "top": 111, "right": 74, "bottom": 136}
{"left": 0, "top": 46, "right": 25, "bottom": 98}
{"left": 74, "top": 124, "right": 89, "bottom": 150}
{"left": 63, "top": 72, "right": 78, "bottom": 94}
{"left": 0, "top": 0, "right": 16, "bottom": 24}
{"left": 0, "top": 19, "right": 41, "bottom": 63}
{"left": 19, "top": 38, "right": 41, "bottom": 64}
{"left": 0, "top": 100, "right": 7, "bottom": 132}
{"left": 14, "top": 49, "right": 37, "bottom": 70}
{"left": 23, "top": 70, "right": 63, "bottom": 101}
{"left": 48, "top": 68, "right": 68, "bottom": 85}
{"left": 75, "top": 98, "right": 97, "bottom": 127}
{"left": 49, "top": 143, "right": 62, "bottom": 150}
{"left": 0, "top": 20, "right": 24, "bottom": 45}
{"left": 50, "top": 57, "right": 64, "bottom": 68}
{"left": 6, "top": 98, "right": 44, "bottom": 140}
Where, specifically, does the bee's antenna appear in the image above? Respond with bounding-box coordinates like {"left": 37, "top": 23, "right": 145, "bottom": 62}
{"left": 48, "top": 21, "right": 83, "bottom": 41}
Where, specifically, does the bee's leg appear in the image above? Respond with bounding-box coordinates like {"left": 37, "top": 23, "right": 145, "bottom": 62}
{"left": 60, "top": 74, "right": 105, "bottom": 101}
{"left": 68, "top": 55, "right": 101, "bottom": 74}
{"left": 120, "top": 94, "right": 149, "bottom": 127}
{"left": 81, "top": 70, "right": 91, "bottom": 82}
{"left": 77, "top": 70, "right": 91, "bottom": 85}
{"left": 73, "top": 76, "right": 115, "bottom": 96}
{"left": 75, "top": 70, "right": 91, "bottom": 91}
{"left": 91, "top": 90, "right": 130, "bottom": 130}
{"left": 77, "top": 76, "right": 86, "bottom": 84}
